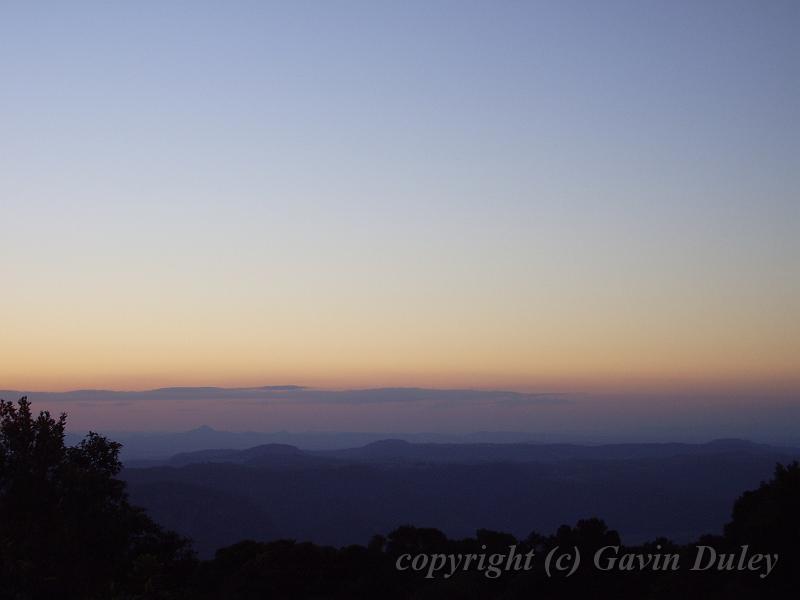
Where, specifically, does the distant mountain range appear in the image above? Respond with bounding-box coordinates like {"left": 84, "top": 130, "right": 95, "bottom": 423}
{"left": 121, "top": 438, "right": 800, "bottom": 557}
{"left": 6, "top": 385, "right": 799, "bottom": 453}
{"left": 78, "top": 426, "right": 579, "bottom": 461}
{"left": 125, "top": 436, "right": 798, "bottom": 467}
{"left": 73, "top": 423, "right": 800, "bottom": 462}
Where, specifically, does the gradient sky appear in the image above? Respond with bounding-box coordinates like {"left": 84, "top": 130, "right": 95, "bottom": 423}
{"left": 1, "top": 1, "right": 798, "bottom": 397}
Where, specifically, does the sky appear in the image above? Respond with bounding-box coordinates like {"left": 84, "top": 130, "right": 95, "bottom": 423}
{"left": 1, "top": 2, "right": 798, "bottom": 413}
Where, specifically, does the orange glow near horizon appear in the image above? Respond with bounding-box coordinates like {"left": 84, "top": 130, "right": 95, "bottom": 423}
{"left": 2, "top": 255, "right": 799, "bottom": 394}
{"left": 3, "top": 320, "right": 798, "bottom": 396}
{"left": 3, "top": 264, "right": 798, "bottom": 395}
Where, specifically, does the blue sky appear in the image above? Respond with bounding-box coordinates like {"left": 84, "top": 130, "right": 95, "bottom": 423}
{"left": 1, "top": 1, "right": 798, "bottom": 399}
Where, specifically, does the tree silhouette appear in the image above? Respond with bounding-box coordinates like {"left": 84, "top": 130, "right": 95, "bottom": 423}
{"left": 724, "top": 461, "right": 800, "bottom": 553}
{"left": 0, "top": 397, "right": 194, "bottom": 599}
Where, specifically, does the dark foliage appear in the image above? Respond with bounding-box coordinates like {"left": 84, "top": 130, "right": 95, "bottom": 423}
{"left": 0, "top": 397, "right": 194, "bottom": 600}
{"left": 175, "top": 467, "right": 800, "bottom": 599}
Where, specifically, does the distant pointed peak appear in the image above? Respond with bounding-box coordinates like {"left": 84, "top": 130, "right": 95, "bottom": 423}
{"left": 189, "top": 425, "right": 217, "bottom": 434}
